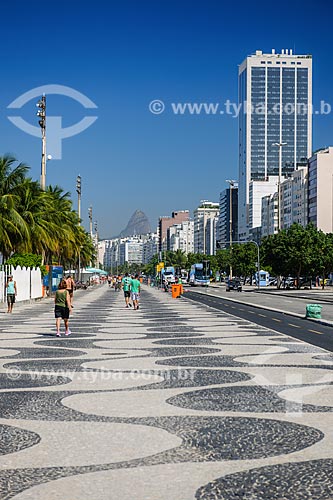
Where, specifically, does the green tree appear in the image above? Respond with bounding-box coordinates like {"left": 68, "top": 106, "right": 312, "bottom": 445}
{"left": 231, "top": 243, "right": 257, "bottom": 282}
{"left": 0, "top": 156, "right": 30, "bottom": 259}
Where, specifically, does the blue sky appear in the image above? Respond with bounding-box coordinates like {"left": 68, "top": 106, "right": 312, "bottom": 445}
{"left": 1, "top": 0, "right": 333, "bottom": 238}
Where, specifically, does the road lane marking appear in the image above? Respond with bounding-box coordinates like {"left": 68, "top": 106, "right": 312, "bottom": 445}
{"left": 308, "top": 329, "right": 324, "bottom": 335}
{"left": 258, "top": 314, "right": 266, "bottom": 317}
{"left": 248, "top": 311, "right": 255, "bottom": 314}
{"left": 288, "top": 323, "right": 301, "bottom": 328}
{"left": 272, "top": 318, "right": 281, "bottom": 322}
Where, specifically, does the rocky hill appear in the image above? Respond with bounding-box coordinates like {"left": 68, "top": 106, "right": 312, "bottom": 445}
{"left": 119, "top": 209, "right": 151, "bottom": 237}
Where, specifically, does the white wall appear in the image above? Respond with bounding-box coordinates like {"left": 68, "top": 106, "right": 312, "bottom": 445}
{"left": 1, "top": 266, "right": 43, "bottom": 303}
{"left": 13, "top": 267, "right": 30, "bottom": 301}
{"left": 31, "top": 268, "right": 43, "bottom": 299}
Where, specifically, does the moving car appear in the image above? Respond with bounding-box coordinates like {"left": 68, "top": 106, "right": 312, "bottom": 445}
{"left": 226, "top": 278, "right": 242, "bottom": 292}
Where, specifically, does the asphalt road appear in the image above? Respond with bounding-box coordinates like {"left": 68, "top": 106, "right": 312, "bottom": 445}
{"left": 185, "top": 290, "right": 333, "bottom": 353}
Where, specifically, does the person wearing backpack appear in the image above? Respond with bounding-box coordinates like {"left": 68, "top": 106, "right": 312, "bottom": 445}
{"left": 121, "top": 273, "right": 132, "bottom": 308}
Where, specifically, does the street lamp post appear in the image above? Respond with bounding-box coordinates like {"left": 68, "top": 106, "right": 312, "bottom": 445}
{"left": 272, "top": 142, "right": 287, "bottom": 231}
{"left": 76, "top": 175, "right": 82, "bottom": 225}
{"left": 88, "top": 206, "right": 93, "bottom": 237}
{"left": 94, "top": 220, "right": 98, "bottom": 268}
{"left": 88, "top": 206, "right": 93, "bottom": 266}
{"left": 226, "top": 180, "right": 237, "bottom": 280}
{"left": 37, "top": 95, "right": 46, "bottom": 190}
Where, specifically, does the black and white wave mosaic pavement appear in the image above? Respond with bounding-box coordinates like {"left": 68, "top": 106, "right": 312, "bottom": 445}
{"left": 0, "top": 284, "right": 332, "bottom": 499}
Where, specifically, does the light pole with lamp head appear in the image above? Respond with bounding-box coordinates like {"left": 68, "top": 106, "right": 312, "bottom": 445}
{"left": 88, "top": 206, "right": 93, "bottom": 266}
{"left": 272, "top": 142, "right": 287, "bottom": 231}
{"left": 76, "top": 175, "right": 82, "bottom": 281}
{"left": 36, "top": 95, "right": 46, "bottom": 190}
{"left": 226, "top": 180, "right": 237, "bottom": 280}
{"left": 76, "top": 175, "right": 82, "bottom": 225}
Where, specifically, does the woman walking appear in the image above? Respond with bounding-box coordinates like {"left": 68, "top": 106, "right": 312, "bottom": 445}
{"left": 6, "top": 275, "right": 17, "bottom": 313}
{"left": 55, "top": 279, "right": 73, "bottom": 336}
{"left": 65, "top": 274, "right": 75, "bottom": 306}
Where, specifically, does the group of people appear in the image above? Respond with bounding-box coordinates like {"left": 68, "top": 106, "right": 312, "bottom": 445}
{"left": 6, "top": 270, "right": 140, "bottom": 336}
{"left": 121, "top": 273, "right": 141, "bottom": 310}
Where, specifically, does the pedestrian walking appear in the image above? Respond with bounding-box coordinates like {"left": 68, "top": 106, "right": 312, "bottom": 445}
{"left": 55, "top": 279, "right": 73, "bottom": 336}
{"left": 121, "top": 272, "right": 132, "bottom": 307}
{"left": 131, "top": 274, "right": 141, "bottom": 310}
{"left": 65, "top": 274, "right": 75, "bottom": 306}
{"left": 6, "top": 275, "right": 17, "bottom": 313}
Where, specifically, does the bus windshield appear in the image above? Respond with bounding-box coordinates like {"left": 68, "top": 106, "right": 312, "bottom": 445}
{"left": 195, "top": 269, "right": 209, "bottom": 279}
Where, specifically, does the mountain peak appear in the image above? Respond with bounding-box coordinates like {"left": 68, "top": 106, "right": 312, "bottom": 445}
{"left": 119, "top": 210, "right": 151, "bottom": 237}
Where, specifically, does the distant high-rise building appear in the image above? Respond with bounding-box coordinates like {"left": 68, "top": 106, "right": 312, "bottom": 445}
{"left": 158, "top": 211, "right": 189, "bottom": 252}
{"left": 193, "top": 201, "right": 219, "bottom": 255}
{"left": 292, "top": 167, "right": 308, "bottom": 227}
{"left": 238, "top": 49, "right": 312, "bottom": 239}
{"left": 167, "top": 221, "right": 194, "bottom": 254}
{"left": 308, "top": 147, "right": 333, "bottom": 233}
{"left": 217, "top": 186, "right": 238, "bottom": 249}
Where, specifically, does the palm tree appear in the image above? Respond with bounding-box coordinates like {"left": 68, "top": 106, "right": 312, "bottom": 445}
{"left": 0, "top": 156, "right": 30, "bottom": 259}
{"left": 172, "top": 249, "right": 187, "bottom": 268}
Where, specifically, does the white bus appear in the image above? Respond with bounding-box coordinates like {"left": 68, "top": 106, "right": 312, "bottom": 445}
{"left": 189, "top": 263, "right": 210, "bottom": 286}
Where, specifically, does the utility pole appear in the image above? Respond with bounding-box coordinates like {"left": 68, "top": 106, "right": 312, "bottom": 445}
{"left": 88, "top": 206, "right": 93, "bottom": 267}
{"left": 94, "top": 221, "right": 98, "bottom": 268}
{"left": 76, "top": 175, "right": 82, "bottom": 281}
{"left": 37, "top": 95, "right": 46, "bottom": 190}
{"left": 76, "top": 175, "right": 82, "bottom": 225}
{"left": 88, "top": 206, "right": 93, "bottom": 237}
{"left": 226, "top": 180, "right": 237, "bottom": 280}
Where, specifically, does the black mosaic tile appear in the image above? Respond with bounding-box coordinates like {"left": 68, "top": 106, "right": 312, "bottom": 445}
{"left": 3, "top": 358, "right": 103, "bottom": 374}
{"left": 0, "top": 424, "right": 40, "bottom": 455}
{"left": 34, "top": 339, "right": 106, "bottom": 349}
{"left": 166, "top": 386, "right": 333, "bottom": 412}
{"left": 126, "top": 368, "right": 253, "bottom": 390}
{"left": 147, "top": 326, "right": 197, "bottom": 332}
{"left": 157, "top": 354, "right": 246, "bottom": 367}
{"left": 0, "top": 347, "right": 87, "bottom": 359}
{"left": 195, "top": 459, "right": 333, "bottom": 500}
{"left": 157, "top": 354, "right": 333, "bottom": 370}
{"left": 137, "top": 415, "right": 324, "bottom": 463}
{"left": 0, "top": 372, "right": 71, "bottom": 389}
{"left": 141, "top": 346, "right": 221, "bottom": 357}
{"left": 144, "top": 332, "right": 204, "bottom": 339}
{"left": 153, "top": 337, "right": 218, "bottom": 345}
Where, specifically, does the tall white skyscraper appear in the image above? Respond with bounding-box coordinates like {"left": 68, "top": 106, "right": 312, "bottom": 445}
{"left": 238, "top": 49, "right": 312, "bottom": 239}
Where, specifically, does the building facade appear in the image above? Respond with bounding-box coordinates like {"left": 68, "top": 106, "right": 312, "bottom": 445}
{"left": 261, "top": 192, "right": 278, "bottom": 238}
{"left": 292, "top": 167, "right": 308, "bottom": 227}
{"left": 167, "top": 220, "right": 194, "bottom": 254}
{"left": 193, "top": 201, "right": 219, "bottom": 255}
{"left": 158, "top": 210, "right": 190, "bottom": 252}
{"left": 238, "top": 48, "right": 312, "bottom": 240}
{"left": 217, "top": 186, "right": 238, "bottom": 249}
{"left": 308, "top": 147, "right": 333, "bottom": 233}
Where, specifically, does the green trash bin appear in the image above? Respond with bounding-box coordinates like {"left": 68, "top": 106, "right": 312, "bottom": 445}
{"left": 306, "top": 304, "right": 322, "bottom": 319}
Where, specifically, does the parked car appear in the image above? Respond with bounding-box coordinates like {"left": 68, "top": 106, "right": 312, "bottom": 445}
{"left": 226, "top": 278, "right": 242, "bottom": 292}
